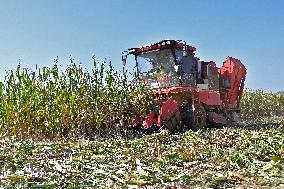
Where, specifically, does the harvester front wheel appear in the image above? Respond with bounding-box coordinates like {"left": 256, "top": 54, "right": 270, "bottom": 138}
{"left": 191, "top": 103, "right": 207, "bottom": 131}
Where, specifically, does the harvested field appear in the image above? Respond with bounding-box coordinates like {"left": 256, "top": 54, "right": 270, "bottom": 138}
{"left": 0, "top": 62, "right": 284, "bottom": 188}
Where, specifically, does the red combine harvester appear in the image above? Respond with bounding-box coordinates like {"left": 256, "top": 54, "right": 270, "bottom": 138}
{"left": 127, "top": 40, "right": 246, "bottom": 133}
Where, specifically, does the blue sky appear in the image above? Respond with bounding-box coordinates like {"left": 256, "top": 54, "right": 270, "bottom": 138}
{"left": 0, "top": 0, "right": 283, "bottom": 91}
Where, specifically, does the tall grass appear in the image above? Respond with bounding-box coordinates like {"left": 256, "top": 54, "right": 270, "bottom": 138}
{"left": 0, "top": 58, "right": 283, "bottom": 140}
{"left": 0, "top": 58, "right": 153, "bottom": 140}
{"left": 240, "top": 89, "right": 284, "bottom": 121}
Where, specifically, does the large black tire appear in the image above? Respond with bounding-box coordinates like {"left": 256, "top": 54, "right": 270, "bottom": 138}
{"left": 179, "top": 102, "right": 193, "bottom": 131}
{"left": 180, "top": 102, "right": 207, "bottom": 131}
{"left": 191, "top": 103, "right": 207, "bottom": 131}
{"left": 167, "top": 113, "right": 183, "bottom": 133}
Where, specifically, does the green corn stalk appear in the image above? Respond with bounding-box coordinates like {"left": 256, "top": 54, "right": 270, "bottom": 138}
{"left": 4, "top": 56, "right": 283, "bottom": 140}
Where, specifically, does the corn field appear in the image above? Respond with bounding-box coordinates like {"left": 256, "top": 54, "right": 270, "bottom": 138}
{"left": 0, "top": 59, "right": 153, "bottom": 140}
{"left": 0, "top": 60, "right": 283, "bottom": 140}
{"left": 241, "top": 89, "right": 284, "bottom": 121}
{"left": 0, "top": 60, "right": 284, "bottom": 188}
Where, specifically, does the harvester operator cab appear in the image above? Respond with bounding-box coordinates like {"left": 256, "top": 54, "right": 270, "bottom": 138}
{"left": 129, "top": 40, "right": 198, "bottom": 89}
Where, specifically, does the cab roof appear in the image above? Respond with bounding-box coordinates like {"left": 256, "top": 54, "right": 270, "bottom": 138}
{"left": 128, "top": 40, "right": 196, "bottom": 56}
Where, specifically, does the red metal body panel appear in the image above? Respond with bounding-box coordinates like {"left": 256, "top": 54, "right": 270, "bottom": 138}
{"left": 157, "top": 97, "right": 180, "bottom": 130}
{"left": 131, "top": 114, "right": 143, "bottom": 127}
{"left": 142, "top": 112, "right": 156, "bottom": 129}
{"left": 219, "top": 57, "right": 246, "bottom": 109}
{"left": 140, "top": 97, "right": 181, "bottom": 129}
{"left": 198, "top": 90, "right": 222, "bottom": 106}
